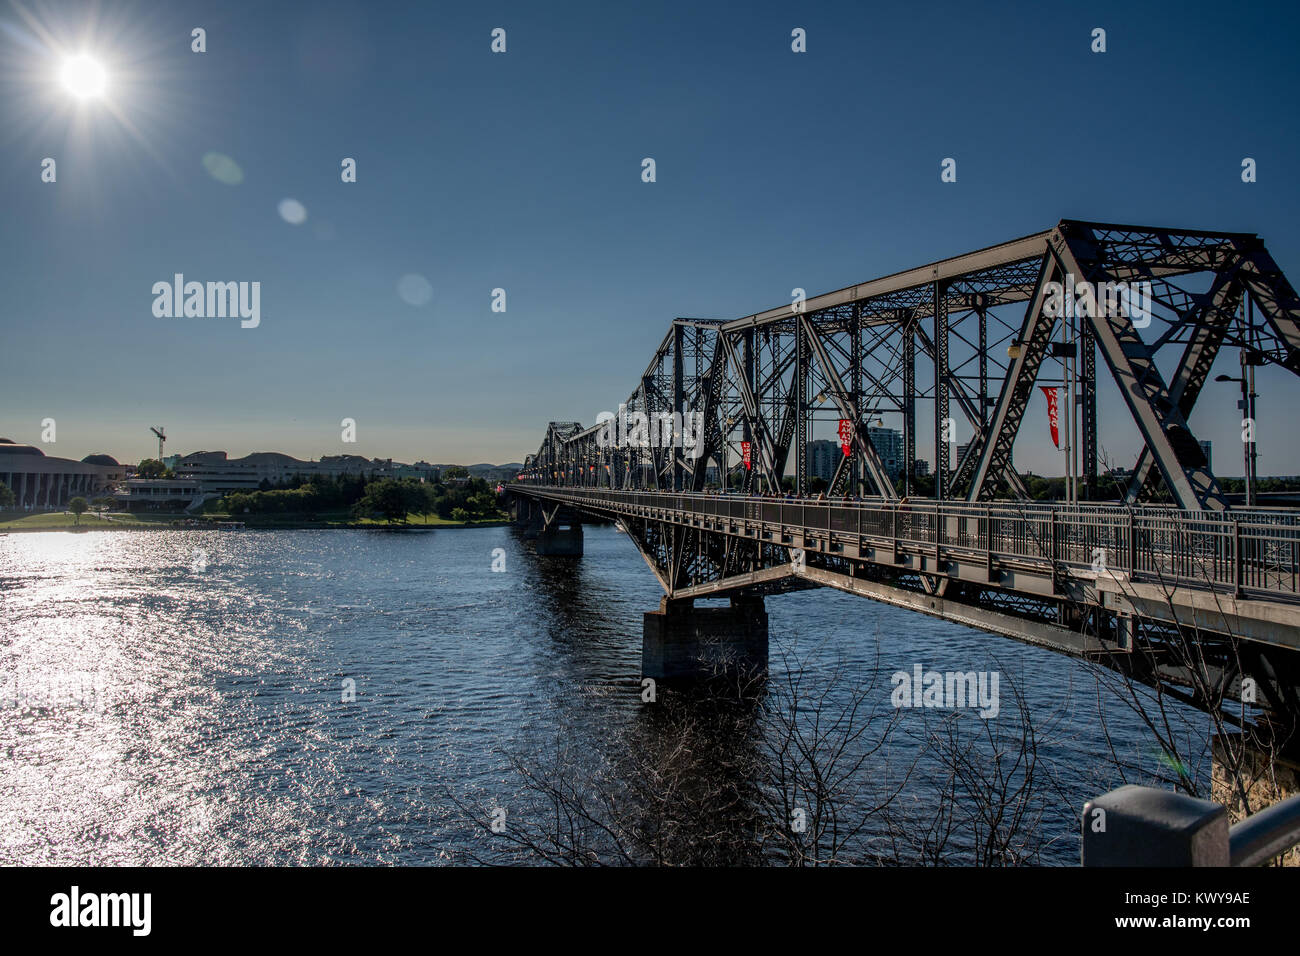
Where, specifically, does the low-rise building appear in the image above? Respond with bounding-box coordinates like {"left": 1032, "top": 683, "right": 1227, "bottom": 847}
{"left": 112, "top": 478, "right": 205, "bottom": 510}
{"left": 0, "top": 440, "right": 126, "bottom": 509}
{"left": 174, "top": 451, "right": 429, "bottom": 493}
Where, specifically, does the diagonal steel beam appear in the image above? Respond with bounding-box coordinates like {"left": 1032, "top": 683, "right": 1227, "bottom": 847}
{"left": 800, "top": 315, "right": 897, "bottom": 496}
{"left": 1125, "top": 269, "right": 1243, "bottom": 502}
{"left": 1235, "top": 239, "right": 1300, "bottom": 373}
{"left": 718, "top": 332, "right": 782, "bottom": 490}
{"left": 1055, "top": 224, "right": 1228, "bottom": 511}
{"left": 915, "top": 325, "right": 1030, "bottom": 498}
{"left": 962, "top": 252, "right": 1060, "bottom": 500}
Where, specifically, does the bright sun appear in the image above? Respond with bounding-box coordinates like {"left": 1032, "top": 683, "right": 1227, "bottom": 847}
{"left": 59, "top": 54, "right": 107, "bottom": 99}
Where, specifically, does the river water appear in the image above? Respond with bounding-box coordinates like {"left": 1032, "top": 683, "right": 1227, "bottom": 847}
{"left": 0, "top": 525, "right": 1206, "bottom": 865}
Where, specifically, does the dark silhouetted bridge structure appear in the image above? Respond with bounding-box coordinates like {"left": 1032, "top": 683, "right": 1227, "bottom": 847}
{"left": 509, "top": 220, "right": 1300, "bottom": 752}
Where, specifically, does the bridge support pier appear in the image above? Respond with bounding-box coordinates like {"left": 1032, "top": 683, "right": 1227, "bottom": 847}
{"left": 535, "top": 517, "right": 583, "bottom": 556}
{"left": 512, "top": 496, "right": 532, "bottom": 526}
{"left": 642, "top": 594, "right": 768, "bottom": 683}
{"left": 513, "top": 496, "right": 541, "bottom": 539}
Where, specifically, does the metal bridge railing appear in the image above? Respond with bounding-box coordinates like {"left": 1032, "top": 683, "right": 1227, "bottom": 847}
{"left": 1082, "top": 785, "right": 1300, "bottom": 866}
{"left": 514, "top": 486, "right": 1300, "bottom": 603}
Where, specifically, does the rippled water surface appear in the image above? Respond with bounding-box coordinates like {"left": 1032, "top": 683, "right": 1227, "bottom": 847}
{"left": 0, "top": 525, "right": 1205, "bottom": 865}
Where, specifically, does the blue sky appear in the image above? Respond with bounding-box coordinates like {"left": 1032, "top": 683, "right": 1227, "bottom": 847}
{"left": 2, "top": 0, "right": 1298, "bottom": 473}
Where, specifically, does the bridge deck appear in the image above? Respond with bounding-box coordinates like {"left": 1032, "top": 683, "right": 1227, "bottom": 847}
{"left": 519, "top": 486, "right": 1300, "bottom": 601}
{"left": 514, "top": 485, "right": 1300, "bottom": 656}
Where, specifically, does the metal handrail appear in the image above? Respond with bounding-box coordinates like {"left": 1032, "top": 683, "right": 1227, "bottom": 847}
{"left": 512, "top": 485, "right": 1300, "bottom": 602}
{"left": 514, "top": 484, "right": 1300, "bottom": 524}
{"left": 1082, "top": 784, "right": 1300, "bottom": 866}
{"left": 1229, "top": 794, "right": 1300, "bottom": 866}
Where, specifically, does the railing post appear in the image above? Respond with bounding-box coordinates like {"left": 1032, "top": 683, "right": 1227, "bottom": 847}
{"left": 1127, "top": 510, "right": 1135, "bottom": 575}
{"left": 1085, "top": 785, "right": 1300, "bottom": 867}
{"left": 891, "top": 505, "right": 898, "bottom": 564}
{"left": 1233, "top": 520, "right": 1243, "bottom": 597}
{"left": 935, "top": 502, "right": 943, "bottom": 567}
{"left": 984, "top": 507, "right": 993, "bottom": 581}
{"left": 1082, "top": 785, "right": 1229, "bottom": 866}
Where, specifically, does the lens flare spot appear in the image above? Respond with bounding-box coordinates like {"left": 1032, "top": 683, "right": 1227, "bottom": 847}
{"left": 277, "top": 199, "right": 308, "bottom": 225}
{"left": 397, "top": 274, "right": 433, "bottom": 307}
{"left": 201, "top": 152, "right": 244, "bottom": 186}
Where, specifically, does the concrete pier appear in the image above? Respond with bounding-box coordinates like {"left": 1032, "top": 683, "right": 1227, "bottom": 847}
{"left": 513, "top": 496, "right": 583, "bottom": 554}
{"left": 642, "top": 594, "right": 768, "bottom": 682}
{"left": 535, "top": 519, "right": 583, "bottom": 556}
{"left": 513, "top": 496, "right": 540, "bottom": 539}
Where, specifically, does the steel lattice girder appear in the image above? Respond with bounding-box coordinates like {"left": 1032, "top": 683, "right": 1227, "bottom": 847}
{"left": 1053, "top": 224, "right": 1227, "bottom": 510}
{"left": 1125, "top": 270, "right": 1244, "bottom": 502}
{"left": 521, "top": 220, "right": 1300, "bottom": 511}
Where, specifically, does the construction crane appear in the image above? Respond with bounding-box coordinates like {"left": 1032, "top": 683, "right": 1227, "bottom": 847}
{"left": 150, "top": 426, "right": 166, "bottom": 461}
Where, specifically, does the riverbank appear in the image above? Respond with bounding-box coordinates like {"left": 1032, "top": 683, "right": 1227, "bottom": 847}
{"left": 0, "top": 511, "right": 509, "bottom": 533}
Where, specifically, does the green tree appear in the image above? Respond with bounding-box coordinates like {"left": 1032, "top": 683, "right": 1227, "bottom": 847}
{"left": 417, "top": 481, "right": 440, "bottom": 519}
{"left": 69, "top": 497, "right": 88, "bottom": 525}
{"left": 353, "top": 478, "right": 426, "bottom": 525}
{"left": 444, "top": 465, "right": 470, "bottom": 480}
{"left": 0, "top": 481, "right": 14, "bottom": 509}
{"left": 136, "top": 459, "right": 169, "bottom": 478}
{"left": 224, "top": 492, "right": 253, "bottom": 514}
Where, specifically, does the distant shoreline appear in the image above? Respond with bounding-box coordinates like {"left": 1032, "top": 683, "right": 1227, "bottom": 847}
{"left": 0, "top": 513, "right": 512, "bottom": 534}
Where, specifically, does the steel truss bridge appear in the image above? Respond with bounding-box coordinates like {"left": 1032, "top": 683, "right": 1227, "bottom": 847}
{"left": 511, "top": 220, "right": 1300, "bottom": 748}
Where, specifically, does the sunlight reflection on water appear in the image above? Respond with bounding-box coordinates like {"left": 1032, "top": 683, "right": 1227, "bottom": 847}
{"left": 0, "top": 526, "right": 1198, "bottom": 865}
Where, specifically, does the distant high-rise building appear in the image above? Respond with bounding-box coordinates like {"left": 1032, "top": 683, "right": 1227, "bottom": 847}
{"left": 806, "top": 426, "right": 909, "bottom": 487}
{"left": 1199, "top": 439, "right": 1212, "bottom": 472}
{"left": 808, "top": 439, "right": 840, "bottom": 484}
{"left": 915, "top": 459, "right": 930, "bottom": 478}
{"left": 867, "top": 426, "right": 904, "bottom": 480}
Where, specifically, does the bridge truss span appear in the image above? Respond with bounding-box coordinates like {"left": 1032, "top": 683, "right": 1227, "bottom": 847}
{"left": 520, "top": 219, "right": 1300, "bottom": 513}
{"left": 512, "top": 218, "right": 1300, "bottom": 747}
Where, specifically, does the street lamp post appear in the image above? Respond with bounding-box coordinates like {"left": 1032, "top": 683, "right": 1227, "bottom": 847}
{"left": 1216, "top": 352, "right": 1260, "bottom": 507}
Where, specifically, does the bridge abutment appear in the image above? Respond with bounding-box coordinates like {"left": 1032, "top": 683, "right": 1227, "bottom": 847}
{"left": 642, "top": 594, "right": 768, "bottom": 683}
{"left": 1212, "top": 735, "right": 1300, "bottom": 866}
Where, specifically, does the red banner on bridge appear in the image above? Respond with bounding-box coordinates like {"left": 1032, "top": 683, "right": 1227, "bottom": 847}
{"left": 1039, "top": 386, "right": 1060, "bottom": 448}
{"left": 838, "top": 418, "right": 853, "bottom": 456}
{"left": 741, "top": 441, "right": 752, "bottom": 470}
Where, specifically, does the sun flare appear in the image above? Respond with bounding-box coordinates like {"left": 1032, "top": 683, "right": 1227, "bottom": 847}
{"left": 59, "top": 53, "right": 107, "bottom": 99}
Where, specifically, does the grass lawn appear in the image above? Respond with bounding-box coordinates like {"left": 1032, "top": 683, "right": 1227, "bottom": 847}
{"left": 0, "top": 511, "right": 162, "bottom": 531}
{"left": 354, "top": 513, "right": 505, "bottom": 527}
{"left": 202, "top": 510, "right": 508, "bottom": 529}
